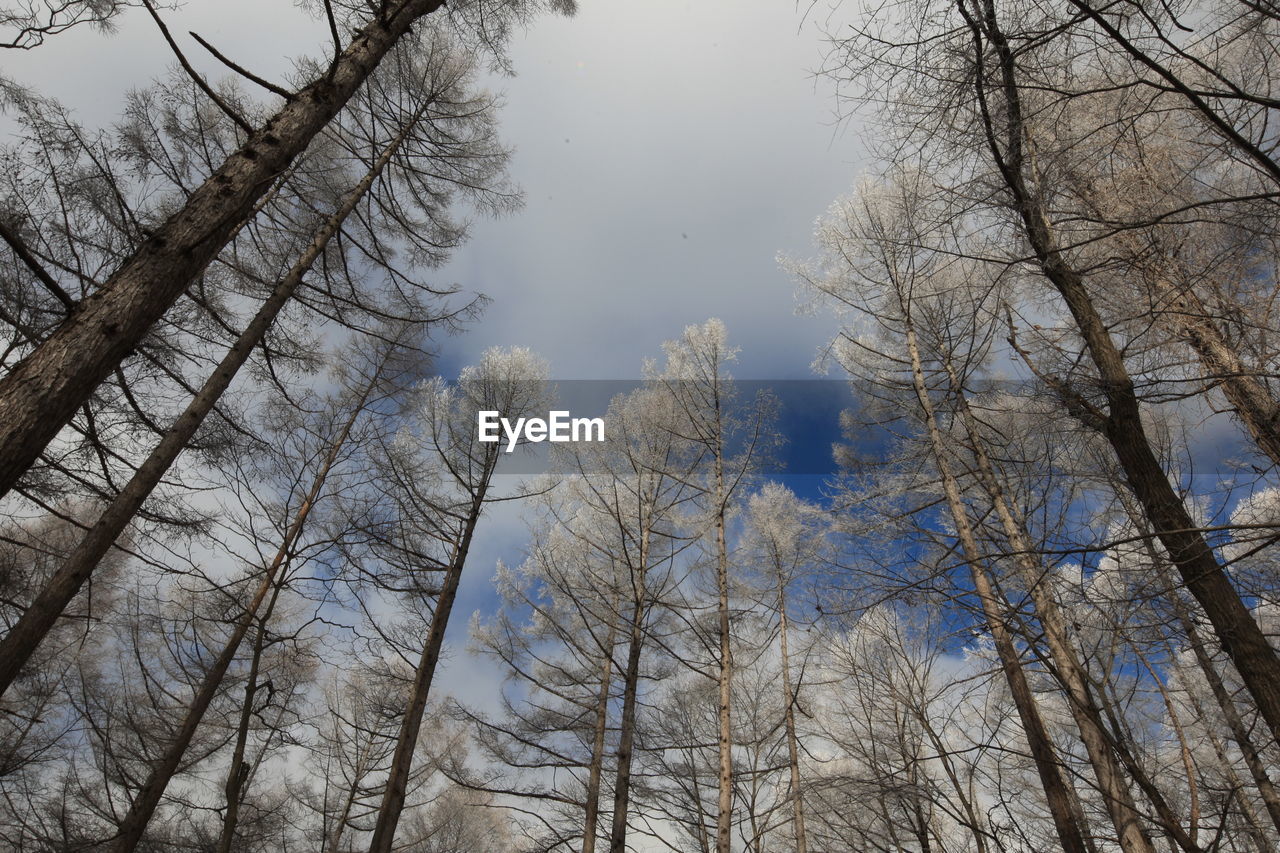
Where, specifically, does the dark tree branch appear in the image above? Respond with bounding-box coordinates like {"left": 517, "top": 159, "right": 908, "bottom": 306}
{"left": 0, "top": 219, "right": 74, "bottom": 311}
{"left": 188, "top": 30, "right": 295, "bottom": 100}
{"left": 139, "top": 0, "right": 254, "bottom": 134}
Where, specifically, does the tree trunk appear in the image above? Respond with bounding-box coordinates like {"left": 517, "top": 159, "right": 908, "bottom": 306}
{"left": 366, "top": 478, "right": 493, "bottom": 853}
{"left": 714, "top": 465, "right": 734, "bottom": 853}
{"left": 609, "top": 531, "right": 649, "bottom": 853}
{"left": 108, "top": 370, "right": 378, "bottom": 853}
{"left": 582, "top": 599, "right": 620, "bottom": 853}
{"left": 961, "top": 0, "right": 1280, "bottom": 750}
{"left": 775, "top": 576, "right": 809, "bottom": 853}
{"left": 214, "top": 589, "right": 282, "bottom": 853}
{"left": 1084, "top": 220, "right": 1280, "bottom": 470}
{"left": 0, "top": 113, "right": 421, "bottom": 701}
{"left": 1185, "top": 621, "right": 1280, "bottom": 836}
{"left": 904, "top": 319, "right": 1095, "bottom": 853}
{"left": 1161, "top": 280, "right": 1280, "bottom": 467}
{"left": 947, "top": 369, "right": 1157, "bottom": 853}
{"left": 0, "top": 0, "right": 445, "bottom": 501}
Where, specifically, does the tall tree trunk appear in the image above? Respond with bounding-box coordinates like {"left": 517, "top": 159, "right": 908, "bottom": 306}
{"left": 325, "top": 777, "right": 362, "bottom": 853}
{"left": 714, "top": 456, "right": 734, "bottom": 853}
{"left": 0, "top": 113, "right": 422, "bottom": 701}
{"left": 1175, "top": 635, "right": 1276, "bottom": 853}
{"left": 108, "top": 367, "right": 380, "bottom": 853}
{"left": 1131, "top": 646, "right": 1202, "bottom": 847}
{"left": 775, "top": 575, "right": 809, "bottom": 853}
{"left": 1113, "top": 485, "right": 1280, "bottom": 839}
{"left": 959, "top": 0, "right": 1280, "bottom": 748}
{"left": 1083, "top": 218, "right": 1280, "bottom": 470}
{"left": 943, "top": 362, "right": 1157, "bottom": 853}
{"left": 904, "top": 319, "right": 1095, "bottom": 853}
{"left": 1160, "top": 278, "right": 1280, "bottom": 465}
{"left": 582, "top": 597, "right": 620, "bottom": 853}
{"left": 366, "top": 477, "right": 494, "bottom": 853}
{"left": 609, "top": 531, "right": 649, "bottom": 853}
{"left": 214, "top": 583, "right": 285, "bottom": 853}
{"left": 1185, "top": 621, "right": 1280, "bottom": 836}
{"left": 0, "top": 0, "right": 446, "bottom": 500}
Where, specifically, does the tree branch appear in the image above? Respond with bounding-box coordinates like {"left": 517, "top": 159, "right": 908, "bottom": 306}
{"left": 0, "top": 219, "right": 74, "bottom": 311}
{"left": 188, "top": 30, "right": 295, "bottom": 100}
{"left": 139, "top": 0, "right": 253, "bottom": 134}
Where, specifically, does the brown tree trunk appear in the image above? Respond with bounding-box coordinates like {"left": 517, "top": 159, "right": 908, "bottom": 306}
{"left": 0, "top": 114, "right": 421, "bottom": 701}
{"left": 1184, "top": 621, "right": 1280, "bottom": 836}
{"left": 1081, "top": 219, "right": 1280, "bottom": 470}
{"left": 960, "top": 0, "right": 1280, "bottom": 749}
{"left": 713, "top": 457, "right": 734, "bottom": 853}
{"left": 0, "top": 0, "right": 445, "bottom": 501}
{"left": 775, "top": 576, "right": 809, "bottom": 853}
{"left": 109, "top": 369, "right": 379, "bottom": 853}
{"left": 325, "top": 781, "right": 362, "bottom": 853}
{"left": 609, "top": 531, "right": 649, "bottom": 853}
{"left": 582, "top": 599, "right": 620, "bottom": 853}
{"left": 215, "top": 587, "right": 284, "bottom": 853}
{"left": 947, "top": 370, "right": 1157, "bottom": 853}
{"left": 904, "top": 320, "right": 1095, "bottom": 853}
{"left": 1158, "top": 280, "right": 1280, "bottom": 467}
{"left": 366, "top": 478, "right": 494, "bottom": 853}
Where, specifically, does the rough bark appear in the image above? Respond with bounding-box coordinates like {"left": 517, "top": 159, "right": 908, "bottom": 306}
{"left": 0, "top": 0, "right": 445, "bottom": 500}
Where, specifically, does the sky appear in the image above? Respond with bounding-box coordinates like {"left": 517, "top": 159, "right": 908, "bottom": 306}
{"left": 4, "top": 0, "right": 861, "bottom": 378}
{"left": 428, "top": 0, "right": 860, "bottom": 380}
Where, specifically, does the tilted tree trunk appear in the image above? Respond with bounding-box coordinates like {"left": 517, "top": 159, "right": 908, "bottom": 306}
{"left": 947, "top": 360, "right": 1215, "bottom": 851}
{"left": 903, "top": 319, "right": 1095, "bottom": 853}
{"left": 325, "top": 774, "right": 363, "bottom": 853}
{"left": 1083, "top": 218, "right": 1280, "bottom": 471}
{"left": 365, "top": 474, "right": 494, "bottom": 853}
{"left": 959, "top": 0, "right": 1280, "bottom": 748}
{"left": 0, "top": 0, "right": 446, "bottom": 501}
{"left": 1154, "top": 278, "right": 1280, "bottom": 467}
{"left": 0, "top": 113, "right": 423, "bottom": 701}
{"left": 942, "top": 361, "right": 1158, "bottom": 853}
{"left": 1185, "top": 683, "right": 1275, "bottom": 853}
{"left": 1185, "top": 620, "right": 1280, "bottom": 836}
{"left": 1113, "top": 485, "right": 1280, "bottom": 840}
{"left": 108, "top": 364, "right": 382, "bottom": 853}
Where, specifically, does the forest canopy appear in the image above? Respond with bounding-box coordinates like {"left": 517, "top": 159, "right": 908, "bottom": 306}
{"left": 1, "top": 0, "right": 1280, "bottom": 851}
